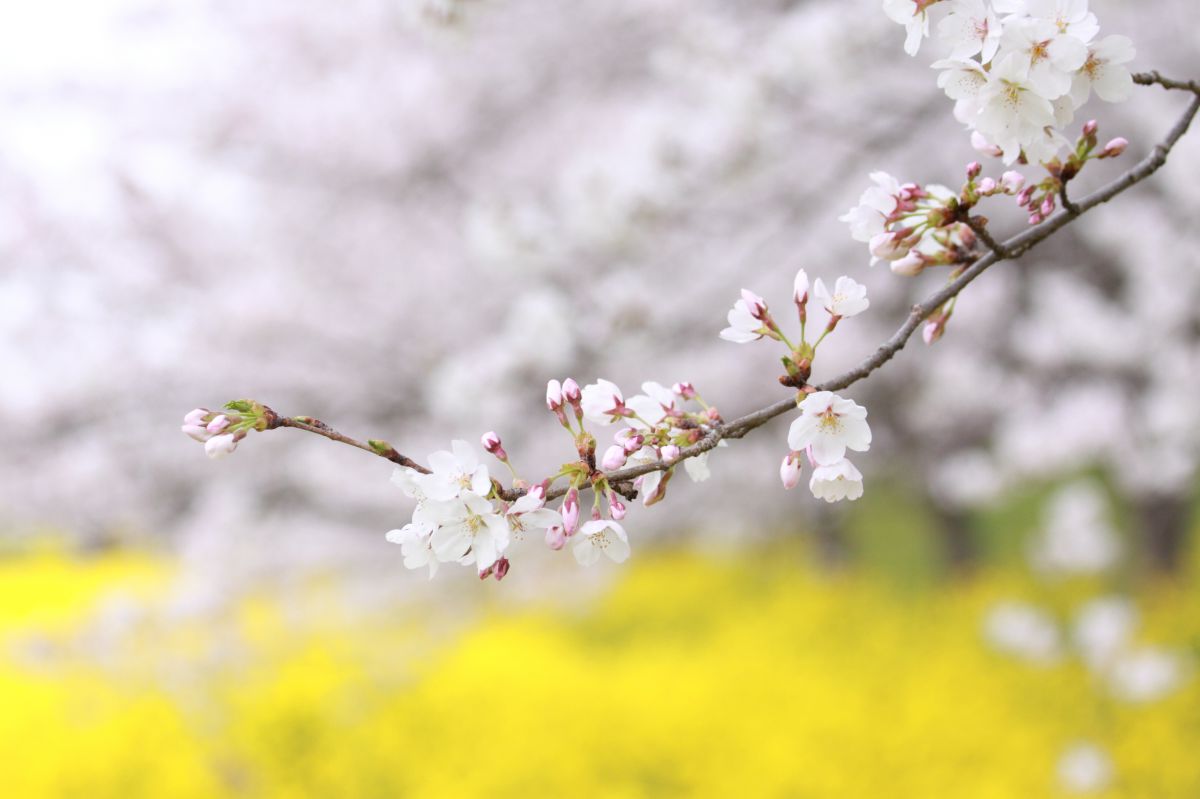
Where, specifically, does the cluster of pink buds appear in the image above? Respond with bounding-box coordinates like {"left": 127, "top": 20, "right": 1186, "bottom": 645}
{"left": 181, "top": 400, "right": 274, "bottom": 458}
{"left": 1018, "top": 120, "right": 1128, "bottom": 225}
{"left": 840, "top": 171, "right": 980, "bottom": 277}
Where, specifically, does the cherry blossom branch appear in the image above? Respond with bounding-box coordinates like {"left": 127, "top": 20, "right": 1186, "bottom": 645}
{"left": 587, "top": 86, "right": 1200, "bottom": 495}
{"left": 1133, "top": 71, "right": 1200, "bottom": 94}
{"left": 187, "top": 76, "right": 1200, "bottom": 511}
{"left": 273, "top": 415, "right": 431, "bottom": 473}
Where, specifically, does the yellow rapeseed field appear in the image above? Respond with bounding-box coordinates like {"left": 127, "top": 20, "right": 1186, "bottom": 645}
{"left": 0, "top": 544, "right": 1197, "bottom": 798}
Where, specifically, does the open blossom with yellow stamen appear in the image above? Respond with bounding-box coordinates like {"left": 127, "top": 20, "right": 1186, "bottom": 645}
{"left": 787, "top": 391, "right": 872, "bottom": 466}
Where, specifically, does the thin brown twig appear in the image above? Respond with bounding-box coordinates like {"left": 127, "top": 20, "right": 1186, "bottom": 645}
{"left": 262, "top": 80, "right": 1200, "bottom": 504}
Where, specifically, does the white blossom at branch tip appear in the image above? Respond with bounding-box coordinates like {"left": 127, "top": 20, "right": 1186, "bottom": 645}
{"left": 809, "top": 458, "right": 864, "bottom": 502}
{"left": 573, "top": 519, "right": 630, "bottom": 566}
{"left": 814, "top": 276, "right": 869, "bottom": 319}
{"left": 418, "top": 440, "right": 490, "bottom": 501}
{"left": 788, "top": 391, "right": 872, "bottom": 465}
{"left": 720, "top": 297, "right": 765, "bottom": 343}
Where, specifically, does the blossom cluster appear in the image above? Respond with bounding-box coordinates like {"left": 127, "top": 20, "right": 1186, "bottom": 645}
{"left": 884, "top": 0, "right": 1135, "bottom": 165}
{"left": 180, "top": 400, "right": 274, "bottom": 458}
{"left": 720, "top": 268, "right": 874, "bottom": 502}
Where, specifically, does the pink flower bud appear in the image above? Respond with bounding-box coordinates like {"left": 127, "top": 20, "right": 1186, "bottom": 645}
{"left": 793, "top": 269, "right": 809, "bottom": 306}
{"left": 545, "top": 525, "right": 566, "bottom": 550}
{"left": 672, "top": 381, "right": 696, "bottom": 400}
{"left": 966, "top": 161, "right": 982, "bottom": 179}
{"left": 183, "top": 408, "right": 208, "bottom": 426}
{"left": 545, "top": 379, "right": 563, "bottom": 410}
{"left": 601, "top": 445, "right": 628, "bottom": 471}
{"left": 1000, "top": 171, "right": 1025, "bottom": 194}
{"left": 1028, "top": 212, "right": 1043, "bottom": 225}
{"left": 181, "top": 424, "right": 209, "bottom": 443}
{"left": 922, "top": 319, "right": 945, "bottom": 346}
{"left": 978, "top": 177, "right": 996, "bottom": 194}
{"left": 561, "top": 489, "right": 580, "bottom": 535}
{"left": 622, "top": 433, "right": 644, "bottom": 454}
{"left": 1016, "top": 186, "right": 1035, "bottom": 207}
{"left": 492, "top": 557, "right": 510, "bottom": 581}
{"left": 528, "top": 480, "right": 549, "bottom": 503}
{"left": 890, "top": 252, "right": 925, "bottom": 277}
{"left": 1039, "top": 194, "right": 1055, "bottom": 217}
{"left": 562, "top": 378, "right": 582, "bottom": 404}
{"left": 660, "top": 445, "right": 681, "bottom": 462}
{"left": 204, "top": 433, "right": 239, "bottom": 459}
{"left": 1082, "top": 119, "right": 1098, "bottom": 137}
{"left": 1101, "top": 137, "right": 1128, "bottom": 157}
{"left": 608, "top": 494, "right": 627, "bottom": 521}
{"left": 970, "top": 130, "right": 1002, "bottom": 158}
{"left": 481, "top": 431, "right": 508, "bottom": 461}
{"left": 869, "top": 230, "right": 912, "bottom": 261}
{"left": 740, "top": 289, "right": 767, "bottom": 319}
{"left": 780, "top": 452, "right": 802, "bottom": 490}
{"left": 206, "top": 414, "right": 230, "bottom": 434}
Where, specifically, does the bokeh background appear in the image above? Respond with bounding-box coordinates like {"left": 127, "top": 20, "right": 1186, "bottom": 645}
{"left": 2, "top": 0, "right": 1199, "bottom": 795}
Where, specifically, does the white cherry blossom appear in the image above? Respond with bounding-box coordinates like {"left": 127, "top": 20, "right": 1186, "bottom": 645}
{"left": 719, "top": 297, "right": 767, "bottom": 343}
{"left": 417, "top": 440, "right": 491, "bottom": 501}
{"left": 976, "top": 53, "right": 1058, "bottom": 164}
{"left": 814, "top": 276, "right": 870, "bottom": 319}
{"left": 580, "top": 379, "right": 626, "bottom": 424}
{"left": 1025, "top": 0, "right": 1098, "bottom": 45}
{"left": 573, "top": 518, "right": 631, "bottom": 565}
{"left": 999, "top": 16, "right": 1088, "bottom": 99}
{"left": 625, "top": 380, "right": 677, "bottom": 426}
{"left": 504, "top": 493, "right": 562, "bottom": 543}
{"left": 839, "top": 171, "right": 901, "bottom": 242}
{"left": 936, "top": 0, "right": 1002, "bottom": 61}
{"left": 426, "top": 492, "right": 510, "bottom": 573}
{"left": 932, "top": 58, "right": 991, "bottom": 123}
{"left": 883, "top": 0, "right": 937, "bottom": 56}
{"left": 809, "top": 458, "right": 865, "bottom": 502}
{"left": 1070, "top": 35, "right": 1135, "bottom": 105}
{"left": 788, "top": 391, "right": 872, "bottom": 465}
{"left": 385, "top": 522, "right": 439, "bottom": 578}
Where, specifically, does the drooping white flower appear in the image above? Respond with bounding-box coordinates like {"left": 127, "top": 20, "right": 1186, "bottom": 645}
{"left": 809, "top": 458, "right": 864, "bottom": 502}
{"left": 840, "top": 171, "right": 901, "bottom": 242}
{"left": 936, "top": 0, "right": 1002, "bottom": 61}
{"left": 573, "top": 518, "right": 631, "bottom": 565}
{"left": 683, "top": 450, "right": 713, "bottom": 482}
{"left": 788, "top": 391, "right": 872, "bottom": 465}
{"left": 426, "top": 492, "right": 510, "bottom": 572}
{"left": 814, "top": 276, "right": 870, "bottom": 319}
{"left": 1057, "top": 743, "right": 1113, "bottom": 794}
{"left": 417, "top": 440, "right": 491, "bottom": 501}
{"left": 385, "top": 522, "right": 439, "bottom": 578}
{"left": 1070, "top": 35, "right": 1135, "bottom": 105}
{"left": 580, "top": 379, "right": 626, "bottom": 424}
{"left": 882, "top": 0, "right": 936, "bottom": 56}
{"left": 984, "top": 601, "right": 1061, "bottom": 662}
